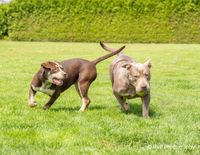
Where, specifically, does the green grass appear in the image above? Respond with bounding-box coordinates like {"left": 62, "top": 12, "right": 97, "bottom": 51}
{"left": 0, "top": 41, "right": 199, "bottom": 154}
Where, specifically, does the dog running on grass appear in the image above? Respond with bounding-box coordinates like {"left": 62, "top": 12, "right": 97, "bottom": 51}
{"left": 100, "top": 42, "right": 151, "bottom": 117}
{"left": 28, "top": 43, "right": 125, "bottom": 111}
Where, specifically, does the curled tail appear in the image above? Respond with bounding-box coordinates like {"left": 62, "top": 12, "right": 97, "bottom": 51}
{"left": 99, "top": 41, "right": 123, "bottom": 56}
{"left": 92, "top": 42, "right": 125, "bottom": 65}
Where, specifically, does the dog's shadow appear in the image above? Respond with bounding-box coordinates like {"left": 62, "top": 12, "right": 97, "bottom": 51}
{"left": 50, "top": 103, "right": 157, "bottom": 118}
{"left": 126, "top": 102, "right": 157, "bottom": 117}
{"left": 51, "top": 105, "right": 106, "bottom": 112}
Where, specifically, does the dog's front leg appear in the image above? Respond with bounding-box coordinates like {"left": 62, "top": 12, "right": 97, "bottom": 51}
{"left": 141, "top": 93, "right": 150, "bottom": 118}
{"left": 114, "top": 92, "right": 129, "bottom": 112}
{"left": 43, "top": 88, "right": 60, "bottom": 110}
{"left": 28, "top": 86, "right": 37, "bottom": 107}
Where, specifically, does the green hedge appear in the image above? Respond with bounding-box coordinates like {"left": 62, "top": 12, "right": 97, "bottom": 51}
{"left": 0, "top": 0, "right": 200, "bottom": 43}
{"left": 0, "top": 5, "right": 8, "bottom": 39}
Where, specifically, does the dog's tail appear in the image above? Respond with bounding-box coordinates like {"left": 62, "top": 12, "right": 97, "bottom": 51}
{"left": 99, "top": 41, "right": 124, "bottom": 56}
{"left": 92, "top": 42, "right": 125, "bottom": 65}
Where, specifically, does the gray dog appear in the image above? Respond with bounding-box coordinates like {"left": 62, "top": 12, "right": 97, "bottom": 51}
{"left": 100, "top": 42, "right": 151, "bottom": 118}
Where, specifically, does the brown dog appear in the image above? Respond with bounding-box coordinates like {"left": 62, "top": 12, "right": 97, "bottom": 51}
{"left": 100, "top": 42, "right": 151, "bottom": 117}
{"left": 28, "top": 43, "right": 125, "bottom": 111}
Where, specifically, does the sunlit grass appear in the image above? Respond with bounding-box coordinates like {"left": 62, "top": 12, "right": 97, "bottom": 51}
{"left": 0, "top": 41, "right": 199, "bottom": 154}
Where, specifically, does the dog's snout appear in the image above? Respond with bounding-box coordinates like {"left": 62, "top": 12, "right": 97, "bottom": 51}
{"left": 141, "top": 85, "right": 147, "bottom": 89}
{"left": 139, "top": 82, "right": 150, "bottom": 91}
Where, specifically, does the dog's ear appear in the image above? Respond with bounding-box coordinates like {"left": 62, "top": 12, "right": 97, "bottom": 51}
{"left": 53, "top": 60, "right": 60, "bottom": 65}
{"left": 122, "top": 63, "right": 132, "bottom": 70}
{"left": 144, "top": 59, "right": 151, "bottom": 68}
{"left": 41, "top": 67, "right": 48, "bottom": 79}
{"left": 41, "top": 61, "right": 55, "bottom": 70}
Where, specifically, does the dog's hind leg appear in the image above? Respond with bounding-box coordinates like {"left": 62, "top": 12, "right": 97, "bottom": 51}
{"left": 75, "top": 82, "right": 82, "bottom": 98}
{"left": 77, "top": 80, "right": 92, "bottom": 112}
{"left": 75, "top": 82, "right": 90, "bottom": 111}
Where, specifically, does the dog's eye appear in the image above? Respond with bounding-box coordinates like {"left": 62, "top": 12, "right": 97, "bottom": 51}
{"left": 54, "top": 68, "right": 59, "bottom": 72}
{"left": 145, "top": 73, "right": 149, "bottom": 77}
{"left": 134, "top": 75, "right": 139, "bottom": 79}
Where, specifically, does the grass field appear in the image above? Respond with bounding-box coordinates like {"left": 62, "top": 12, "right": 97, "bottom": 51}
{"left": 0, "top": 41, "right": 199, "bottom": 154}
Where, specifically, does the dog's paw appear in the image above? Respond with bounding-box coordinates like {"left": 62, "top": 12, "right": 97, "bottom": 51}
{"left": 42, "top": 105, "right": 50, "bottom": 110}
{"left": 123, "top": 103, "right": 130, "bottom": 111}
{"left": 28, "top": 102, "right": 37, "bottom": 107}
{"left": 78, "top": 108, "right": 85, "bottom": 112}
{"left": 143, "top": 115, "right": 150, "bottom": 118}
{"left": 120, "top": 103, "right": 130, "bottom": 112}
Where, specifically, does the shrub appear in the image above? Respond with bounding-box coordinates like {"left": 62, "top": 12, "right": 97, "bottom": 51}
{"left": 0, "top": 0, "right": 200, "bottom": 43}
{"left": 0, "top": 5, "right": 8, "bottom": 39}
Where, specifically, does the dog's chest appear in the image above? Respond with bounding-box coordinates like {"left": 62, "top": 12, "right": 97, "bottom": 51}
{"left": 121, "top": 88, "right": 145, "bottom": 99}
{"left": 120, "top": 87, "right": 136, "bottom": 98}
{"left": 32, "top": 82, "right": 55, "bottom": 96}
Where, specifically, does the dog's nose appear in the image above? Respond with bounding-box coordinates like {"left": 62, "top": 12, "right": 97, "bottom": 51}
{"left": 141, "top": 85, "right": 147, "bottom": 89}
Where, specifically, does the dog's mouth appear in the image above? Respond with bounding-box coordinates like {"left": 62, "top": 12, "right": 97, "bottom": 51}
{"left": 52, "top": 78, "right": 63, "bottom": 86}
{"left": 136, "top": 91, "right": 145, "bottom": 96}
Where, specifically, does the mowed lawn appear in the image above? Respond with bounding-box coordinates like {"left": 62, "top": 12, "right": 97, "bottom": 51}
{"left": 0, "top": 41, "right": 199, "bottom": 154}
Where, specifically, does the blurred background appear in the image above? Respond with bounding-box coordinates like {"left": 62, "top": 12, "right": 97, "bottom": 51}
{"left": 0, "top": 0, "right": 200, "bottom": 43}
